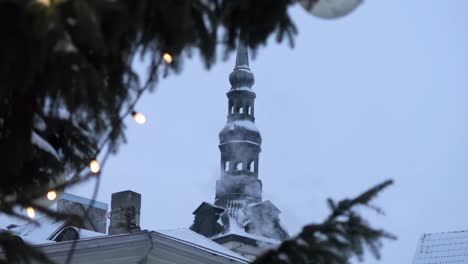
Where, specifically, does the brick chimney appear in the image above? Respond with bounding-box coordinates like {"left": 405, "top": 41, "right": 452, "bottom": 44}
{"left": 108, "top": 190, "right": 141, "bottom": 235}
{"left": 57, "top": 193, "right": 108, "bottom": 234}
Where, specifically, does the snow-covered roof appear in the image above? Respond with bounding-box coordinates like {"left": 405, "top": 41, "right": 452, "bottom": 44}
{"left": 9, "top": 216, "right": 63, "bottom": 245}
{"left": 157, "top": 228, "right": 249, "bottom": 262}
{"left": 192, "top": 202, "right": 225, "bottom": 214}
{"left": 224, "top": 120, "right": 259, "bottom": 132}
{"left": 216, "top": 228, "right": 280, "bottom": 245}
{"left": 7, "top": 219, "right": 248, "bottom": 263}
{"left": 5, "top": 230, "right": 249, "bottom": 264}
{"left": 212, "top": 215, "right": 280, "bottom": 246}
{"left": 413, "top": 230, "right": 468, "bottom": 264}
{"left": 8, "top": 216, "right": 104, "bottom": 245}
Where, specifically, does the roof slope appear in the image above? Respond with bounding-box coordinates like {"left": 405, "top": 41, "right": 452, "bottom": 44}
{"left": 413, "top": 230, "right": 468, "bottom": 264}
{"left": 8, "top": 216, "right": 104, "bottom": 244}
{"left": 0, "top": 230, "right": 249, "bottom": 264}
{"left": 5, "top": 220, "right": 249, "bottom": 263}
{"left": 156, "top": 228, "right": 249, "bottom": 262}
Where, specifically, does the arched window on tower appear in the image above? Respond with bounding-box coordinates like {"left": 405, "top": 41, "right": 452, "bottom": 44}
{"left": 248, "top": 161, "right": 255, "bottom": 172}
{"left": 225, "top": 161, "right": 230, "bottom": 172}
{"left": 236, "top": 162, "right": 243, "bottom": 171}
{"left": 230, "top": 106, "right": 234, "bottom": 114}
{"left": 247, "top": 106, "right": 252, "bottom": 115}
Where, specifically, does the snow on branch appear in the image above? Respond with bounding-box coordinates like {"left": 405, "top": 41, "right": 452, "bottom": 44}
{"left": 32, "top": 132, "right": 59, "bottom": 160}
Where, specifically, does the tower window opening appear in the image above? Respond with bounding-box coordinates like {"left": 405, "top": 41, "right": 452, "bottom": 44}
{"left": 248, "top": 161, "right": 255, "bottom": 172}
{"left": 247, "top": 106, "right": 252, "bottom": 115}
{"left": 235, "top": 106, "right": 241, "bottom": 113}
{"left": 230, "top": 106, "right": 234, "bottom": 114}
{"left": 225, "top": 161, "right": 230, "bottom": 172}
{"left": 236, "top": 162, "right": 243, "bottom": 171}
{"left": 239, "top": 107, "right": 244, "bottom": 114}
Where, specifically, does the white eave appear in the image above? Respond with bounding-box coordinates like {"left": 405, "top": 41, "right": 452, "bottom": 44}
{"left": 25, "top": 230, "right": 250, "bottom": 264}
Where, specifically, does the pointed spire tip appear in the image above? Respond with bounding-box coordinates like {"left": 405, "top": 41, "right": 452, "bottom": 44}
{"left": 235, "top": 39, "right": 249, "bottom": 69}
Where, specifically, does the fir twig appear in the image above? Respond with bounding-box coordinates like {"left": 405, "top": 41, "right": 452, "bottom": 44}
{"left": 254, "top": 180, "right": 396, "bottom": 264}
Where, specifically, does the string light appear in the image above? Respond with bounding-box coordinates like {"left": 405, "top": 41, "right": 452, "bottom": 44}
{"left": 89, "top": 159, "right": 100, "bottom": 174}
{"left": 18, "top": 47, "right": 150, "bottom": 230}
{"left": 47, "top": 190, "right": 57, "bottom": 201}
{"left": 37, "top": 0, "right": 51, "bottom": 6}
{"left": 26, "top": 207, "right": 36, "bottom": 219}
{"left": 163, "top": 53, "right": 173, "bottom": 64}
{"left": 132, "top": 111, "right": 147, "bottom": 125}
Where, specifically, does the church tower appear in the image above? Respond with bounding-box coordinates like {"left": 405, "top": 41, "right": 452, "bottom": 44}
{"left": 191, "top": 39, "right": 288, "bottom": 260}
{"left": 216, "top": 40, "right": 262, "bottom": 207}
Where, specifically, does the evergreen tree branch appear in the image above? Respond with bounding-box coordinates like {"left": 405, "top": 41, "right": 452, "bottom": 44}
{"left": 254, "top": 180, "right": 396, "bottom": 264}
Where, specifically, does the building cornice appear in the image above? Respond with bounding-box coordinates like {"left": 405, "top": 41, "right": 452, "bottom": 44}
{"left": 17, "top": 230, "right": 250, "bottom": 264}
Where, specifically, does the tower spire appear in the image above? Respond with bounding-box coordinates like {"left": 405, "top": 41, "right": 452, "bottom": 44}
{"left": 229, "top": 39, "right": 255, "bottom": 89}
{"left": 190, "top": 38, "right": 289, "bottom": 249}
{"left": 235, "top": 39, "right": 249, "bottom": 69}
{"left": 216, "top": 38, "right": 262, "bottom": 208}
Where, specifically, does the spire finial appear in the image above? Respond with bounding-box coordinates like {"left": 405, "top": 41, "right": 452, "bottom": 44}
{"left": 235, "top": 39, "right": 249, "bottom": 69}
{"left": 229, "top": 38, "right": 255, "bottom": 88}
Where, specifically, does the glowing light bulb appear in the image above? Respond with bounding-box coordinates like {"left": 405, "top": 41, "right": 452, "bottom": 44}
{"left": 47, "top": 190, "right": 57, "bottom": 201}
{"left": 89, "top": 160, "right": 100, "bottom": 174}
{"left": 163, "top": 53, "right": 173, "bottom": 64}
{"left": 132, "top": 112, "right": 147, "bottom": 125}
{"left": 37, "top": 0, "right": 51, "bottom": 6}
{"left": 26, "top": 207, "right": 36, "bottom": 219}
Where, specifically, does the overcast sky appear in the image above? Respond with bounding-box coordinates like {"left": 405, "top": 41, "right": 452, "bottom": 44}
{"left": 13, "top": 1, "right": 468, "bottom": 263}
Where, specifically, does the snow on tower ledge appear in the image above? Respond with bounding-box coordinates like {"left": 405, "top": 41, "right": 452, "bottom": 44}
{"left": 224, "top": 120, "right": 259, "bottom": 132}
